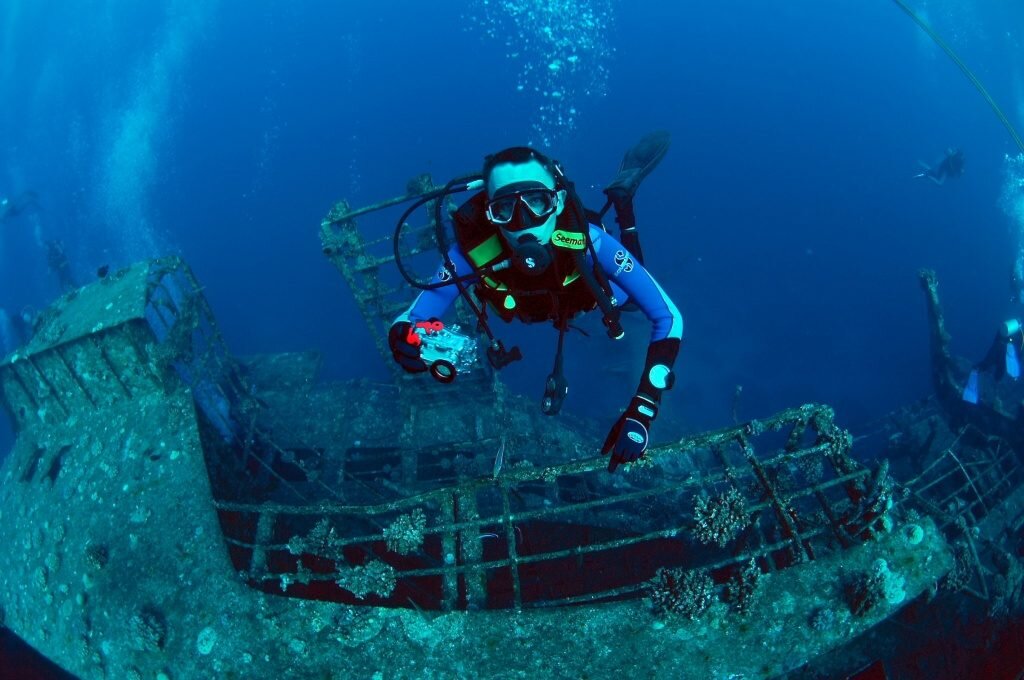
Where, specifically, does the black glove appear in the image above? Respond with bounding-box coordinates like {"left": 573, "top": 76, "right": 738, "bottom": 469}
{"left": 388, "top": 322, "right": 428, "bottom": 374}
{"left": 602, "top": 394, "right": 657, "bottom": 472}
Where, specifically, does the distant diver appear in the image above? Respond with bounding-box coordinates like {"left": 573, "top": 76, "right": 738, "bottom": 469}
{"left": 0, "top": 306, "right": 34, "bottom": 356}
{"left": 914, "top": 148, "right": 965, "bottom": 186}
{"left": 44, "top": 239, "right": 77, "bottom": 292}
{"left": 962, "top": 318, "right": 1023, "bottom": 404}
{"left": 0, "top": 191, "right": 40, "bottom": 222}
{"left": 388, "top": 133, "right": 682, "bottom": 472}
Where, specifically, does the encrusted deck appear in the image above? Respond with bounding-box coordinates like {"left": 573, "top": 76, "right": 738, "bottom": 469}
{"left": 0, "top": 196, "right": 1019, "bottom": 678}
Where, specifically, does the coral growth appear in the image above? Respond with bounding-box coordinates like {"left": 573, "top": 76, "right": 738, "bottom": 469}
{"left": 990, "top": 548, "right": 1024, "bottom": 617}
{"left": 944, "top": 541, "right": 973, "bottom": 592}
{"left": 860, "top": 461, "right": 894, "bottom": 519}
{"left": 903, "top": 523, "right": 925, "bottom": 546}
{"left": 294, "top": 560, "right": 313, "bottom": 586}
{"left": 809, "top": 607, "right": 836, "bottom": 632}
{"left": 844, "top": 559, "right": 905, "bottom": 616}
{"left": 649, "top": 567, "right": 715, "bottom": 619}
{"left": 845, "top": 570, "right": 883, "bottom": 617}
{"left": 384, "top": 509, "right": 427, "bottom": 555}
{"left": 196, "top": 626, "right": 217, "bottom": 655}
{"left": 693, "top": 488, "right": 749, "bottom": 547}
{"left": 725, "top": 559, "right": 762, "bottom": 614}
{"left": 129, "top": 606, "right": 167, "bottom": 651}
{"left": 85, "top": 543, "right": 109, "bottom": 571}
{"left": 336, "top": 560, "right": 397, "bottom": 599}
{"left": 289, "top": 518, "right": 344, "bottom": 561}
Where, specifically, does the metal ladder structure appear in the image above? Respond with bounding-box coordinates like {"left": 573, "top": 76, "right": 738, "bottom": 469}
{"left": 318, "top": 175, "right": 496, "bottom": 395}
{"left": 212, "top": 403, "right": 892, "bottom": 613}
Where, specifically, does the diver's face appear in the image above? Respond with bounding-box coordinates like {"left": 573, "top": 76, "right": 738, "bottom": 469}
{"left": 486, "top": 159, "right": 566, "bottom": 244}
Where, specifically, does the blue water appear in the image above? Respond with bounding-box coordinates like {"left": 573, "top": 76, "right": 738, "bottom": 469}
{"left": 1, "top": 0, "right": 1023, "bottom": 674}
{"left": 2, "top": 0, "right": 1022, "bottom": 432}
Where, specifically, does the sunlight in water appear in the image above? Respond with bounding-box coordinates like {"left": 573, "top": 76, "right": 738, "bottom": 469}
{"left": 98, "top": 1, "right": 218, "bottom": 261}
{"left": 0, "top": 1, "right": 21, "bottom": 91}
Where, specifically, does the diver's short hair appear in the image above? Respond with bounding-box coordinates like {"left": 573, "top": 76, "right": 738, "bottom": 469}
{"left": 482, "top": 146, "right": 559, "bottom": 181}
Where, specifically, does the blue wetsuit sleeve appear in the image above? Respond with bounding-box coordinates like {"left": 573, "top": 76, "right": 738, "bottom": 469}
{"left": 590, "top": 227, "right": 683, "bottom": 342}
{"left": 393, "top": 245, "right": 476, "bottom": 324}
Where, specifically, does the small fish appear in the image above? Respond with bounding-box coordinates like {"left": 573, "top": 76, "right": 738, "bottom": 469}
{"left": 492, "top": 436, "right": 506, "bottom": 478}
{"left": 97, "top": 264, "right": 109, "bottom": 278}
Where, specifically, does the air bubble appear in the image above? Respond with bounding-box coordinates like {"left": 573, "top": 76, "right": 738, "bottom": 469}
{"left": 466, "top": 0, "right": 614, "bottom": 144}
{"left": 1005, "top": 154, "right": 1024, "bottom": 301}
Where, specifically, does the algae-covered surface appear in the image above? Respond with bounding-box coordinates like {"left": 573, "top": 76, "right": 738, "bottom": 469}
{"left": 0, "top": 258, "right": 998, "bottom": 680}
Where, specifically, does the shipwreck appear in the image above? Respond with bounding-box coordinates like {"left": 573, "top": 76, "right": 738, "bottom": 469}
{"left": 0, "top": 180, "right": 1021, "bottom": 679}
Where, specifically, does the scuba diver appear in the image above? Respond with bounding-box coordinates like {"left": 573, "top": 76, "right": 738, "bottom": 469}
{"left": 44, "top": 239, "right": 77, "bottom": 293}
{"left": 962, "top": 318, "right": 1023, "bottom": 405}
{"left": 914, "top": 148, "right": 965, "bottom": 186}
{"left": 0, "top": 306, "right": 34, "bottom": 356}
{"left": 0, "top": 191, "right": 39, "bottom": 223}
{"left": 388, "top": 133, "right": 682, "bottom": 473}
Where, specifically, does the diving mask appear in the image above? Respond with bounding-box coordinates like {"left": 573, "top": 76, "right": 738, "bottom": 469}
{"left": 485, "top": 182, "right": 559, "bottom": 230}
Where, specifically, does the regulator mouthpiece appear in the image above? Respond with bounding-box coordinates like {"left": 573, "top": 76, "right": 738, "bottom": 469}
{"left": 509, "top": 234, "right": 552, "bottom": 276}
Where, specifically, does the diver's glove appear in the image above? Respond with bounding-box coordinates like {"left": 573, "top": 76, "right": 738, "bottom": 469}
{"left": 602, "top": 394, "right": 657, "bottom": 472}
{"left": 602, "top": 338, "right": 681, "bottom": 472}
{"left": 388, "top": 322, "right": 428, "bottom": 374}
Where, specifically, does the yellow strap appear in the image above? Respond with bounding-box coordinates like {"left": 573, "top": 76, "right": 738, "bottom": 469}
{"left": 467, "top": 234, "right": 504, "bottom": 267}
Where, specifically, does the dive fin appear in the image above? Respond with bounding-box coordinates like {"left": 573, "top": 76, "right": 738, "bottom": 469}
{"left": 962, "top": 369, "right": 979, "bottom": 404}
{"left": 604, "top": 130, "right": 672, "bottom": 201}
{"left": 1007, "top": 343, "right": 1021, "bottom": 380}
